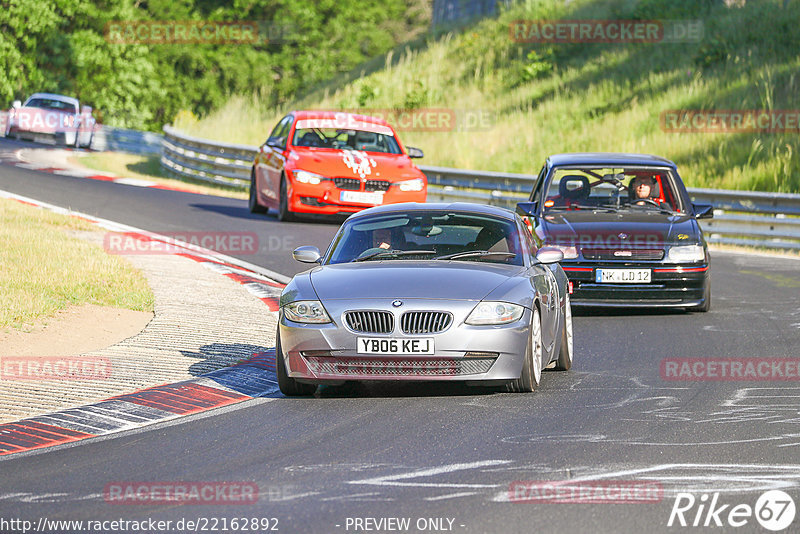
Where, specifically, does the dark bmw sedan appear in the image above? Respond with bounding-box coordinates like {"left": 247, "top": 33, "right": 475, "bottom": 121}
{"left": 517, "top": 153, "right": 713, "bottom": 311}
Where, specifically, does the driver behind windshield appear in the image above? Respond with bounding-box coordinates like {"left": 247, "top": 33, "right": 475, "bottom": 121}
{"left": 629, "top": 175, "right": 658, "bottom": 204}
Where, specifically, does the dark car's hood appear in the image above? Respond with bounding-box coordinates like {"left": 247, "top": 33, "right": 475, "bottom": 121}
{"left": 290, "top": 148, "right": 421, "bottom": 181}
{"left": 540, "top": 210, "right": 699, "bottom": 247}
{"left": 310, "top": 261, "right": 525, "bottom": 300}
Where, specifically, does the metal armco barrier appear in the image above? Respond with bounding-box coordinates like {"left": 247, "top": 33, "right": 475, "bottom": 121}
{"left": 160, "top": 125, "right": 800, "bottom": 250}
{"left": 92, "top": 126, "right": 163, "bottom": 154}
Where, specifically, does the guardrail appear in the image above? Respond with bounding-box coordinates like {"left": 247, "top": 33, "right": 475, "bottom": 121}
{"left": 91, "top": 126, "right": 163, "bottom": 154}
{"left": 160, "top": 125, "right": 800, "bottom": 250}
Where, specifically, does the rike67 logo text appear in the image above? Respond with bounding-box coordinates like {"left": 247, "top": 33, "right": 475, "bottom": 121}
{"left": 668, "top": 490, "right": 795, "bottom": 531}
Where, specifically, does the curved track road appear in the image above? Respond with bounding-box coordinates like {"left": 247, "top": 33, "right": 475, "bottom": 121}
{"left": 1, "top": 139, "right": 799, "bottom": 533}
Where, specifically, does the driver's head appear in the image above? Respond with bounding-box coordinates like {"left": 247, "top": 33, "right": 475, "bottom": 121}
{"left": 631, "top": 176, "right": 655, "bottom": 199}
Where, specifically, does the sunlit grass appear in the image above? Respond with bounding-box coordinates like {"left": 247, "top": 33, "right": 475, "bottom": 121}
{"left": 179, "top": 0, "right": 800, "bottom": 193}
{"left": 0, "top": 199, "right": 154, "bottom": 330}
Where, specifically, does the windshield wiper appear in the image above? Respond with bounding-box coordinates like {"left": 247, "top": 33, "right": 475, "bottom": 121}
{"left": 434, "top": 250, "right": 516, "bottom": 261}
{"left": 352, "top": 249, "right": 437, "bottom": 262}
{"left": 622, "top": 203, "right": 679, "bottom": 215}
{"left": 547, "top": 204, "right": 617, "bottom": 212}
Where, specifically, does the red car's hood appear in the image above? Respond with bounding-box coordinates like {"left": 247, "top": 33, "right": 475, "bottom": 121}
{"left": 290, "top": 148, "right": 422, "bottom": 181}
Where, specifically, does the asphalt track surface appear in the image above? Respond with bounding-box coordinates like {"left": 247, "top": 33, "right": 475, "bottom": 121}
{"left": 2, "top": 138, "right": 800, "bottom": 533}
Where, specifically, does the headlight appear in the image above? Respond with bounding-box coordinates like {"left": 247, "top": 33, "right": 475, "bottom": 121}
{"left": 668, "top": 244, "right": 705, "bottom": 263}
{"left": 293, "top": 169, "right": 323, "bottom": 185}
{"left": 549, "top": 244, "right": 578, "bottom": 259}
{"left": 284, "top": 300, "right": 331, "bottom": 323}
{"left": 465, "top": 301, "right": 524, "bottom": 325}
{"left": 398, "top": 178, "right": 425, "bottom": 191}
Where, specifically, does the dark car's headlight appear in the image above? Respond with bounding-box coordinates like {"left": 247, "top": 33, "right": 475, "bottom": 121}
{"left": 667, "top": 245, "right": 705, "bottom": 263}
{"left": 465, "top": 302, "right": 524, "bottom": 325}
{"left": 284, "top": 300, "right": 332, "bottom": 323}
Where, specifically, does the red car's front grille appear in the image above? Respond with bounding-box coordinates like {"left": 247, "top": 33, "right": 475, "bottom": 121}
{"left": 334, "top": 177, "right": 361, "bottom": 190}
{"left": 365, "top": 180, "right": 390, "bottom": 192}
{"left": 305, "top": 357, "right": 496, "bottom": 377}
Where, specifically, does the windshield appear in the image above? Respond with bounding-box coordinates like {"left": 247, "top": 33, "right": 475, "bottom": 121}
{"left": 23, "top": 98, "right": 78, "bottom": 114}
{"left": 292, "top": 126, "right": 402, "bottom": 154}
{"left": 327, "top": 211, "right": 524, "bottom": 265}
{"left": 543, "top": 166, "right": 682, "bottom": 213}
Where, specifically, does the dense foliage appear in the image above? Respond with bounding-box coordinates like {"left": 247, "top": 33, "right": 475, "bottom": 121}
{"left": 0, "top": 0, "right": 429, "bottom": 130}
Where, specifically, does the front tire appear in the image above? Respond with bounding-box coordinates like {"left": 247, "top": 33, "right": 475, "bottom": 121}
{"left": 248, "top": 169, "right": 267, "bottom": 214}
{"left": 277, "top": 174, "right": 296, "bottom": 222}
{"left": 693, "top": 280, "right": 711, "bottom": 312}
{"left": 276, "top": 328, "right": 316, "bottom": 396}
{"left": 506, "top": 306, "right": 543, "bottom": 393}
{"left": 553, "top": 294, "right": 573, "bottom": 371}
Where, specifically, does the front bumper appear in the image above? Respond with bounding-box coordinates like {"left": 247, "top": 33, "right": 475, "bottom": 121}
{"left": 288, "top": 179, "right": 427, "bottom": 215}
{"left": 278, "top": 299, "right": 530, "bottom": 385}
{"left": 562, "top": 262, "right": 709, "bottom": 307}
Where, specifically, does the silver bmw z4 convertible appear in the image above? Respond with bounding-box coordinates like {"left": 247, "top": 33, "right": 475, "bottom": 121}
{"left": 276, "top": 202, "right": 574, "bottom": 396}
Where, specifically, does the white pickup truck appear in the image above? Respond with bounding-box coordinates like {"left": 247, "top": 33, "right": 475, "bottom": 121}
{"left": 4, "top": 92, "right": 96, "bottom": 148}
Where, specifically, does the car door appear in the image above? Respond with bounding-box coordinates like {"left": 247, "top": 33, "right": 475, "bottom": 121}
{"left": 521, "top": 218, "right": 559, "bottom": 354}
{"left": 256, "top": 114, "right": 293, "bottom": 209}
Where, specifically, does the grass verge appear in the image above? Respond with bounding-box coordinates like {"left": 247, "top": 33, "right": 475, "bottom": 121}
{"left": 0, "top": 198, "right": 155, "bottom": 330}
{"left": 73, "top": 152, "right": 247, "bottom": 200}
{"left": 178, "top": 0, "right": 800, "bottom": 193}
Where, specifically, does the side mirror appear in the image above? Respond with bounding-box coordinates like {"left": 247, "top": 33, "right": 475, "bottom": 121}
{"left": 692, "top": 203, "right": 714, "bottom": 219}
{"left": 266, "top": 137, "right": 283, "bottom": 148}
{"left": 12, "top": 100, "right": 21, "bottom": 109}
{"left": 293, "top": 246, "right": 321, "bottom": 263}
{"left": 535, "top": 246, "right": 564, "bottom": 264}
{"left": 406, "top": 146, "right": 424, "bottom": 159}
{"left": 81, "top": 105, "right": 93, "bottom": 115}
{"left": 516, "top": 202, "right": 538, "bottom": 217}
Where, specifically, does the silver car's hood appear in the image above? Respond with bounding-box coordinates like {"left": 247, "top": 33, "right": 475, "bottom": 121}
{"left": 310, "top": 261, "right": 525, "bottom": 301}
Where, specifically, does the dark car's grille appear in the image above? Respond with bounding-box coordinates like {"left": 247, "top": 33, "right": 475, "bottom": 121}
{"left": 582, "top": 248, "right": 664, "bottom": 261}
{"left": 401, "top": 311, "right": 453, "bottom": 334}
{"left": 334, "top": 177, "right": 361, "bottom": 190}
{"left": 365, "top": 180, "right": 390, "bottom": 192}
{"left": 345, "top": 311, "right": 394, "bottom": 334}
